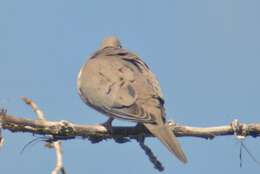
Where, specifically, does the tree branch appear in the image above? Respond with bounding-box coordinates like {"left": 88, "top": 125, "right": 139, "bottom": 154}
{"left": 20, "top": 97, "right": 66, "bottom": 174}
{"left": 0, "top": 112, "right": 260, "bottom": 141}
{"left": 1, "top": 107, "right": 260, "bottom": 172}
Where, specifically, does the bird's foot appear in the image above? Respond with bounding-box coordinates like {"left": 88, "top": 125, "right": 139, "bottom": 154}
{"left": 101, "top": 118, "right": 114, "bottom": 134}
{"left": 135, "top": 123, "right": 146, "bottom": 130}
{"left": 134, "top": 123, "right": 146, "bottom": 142}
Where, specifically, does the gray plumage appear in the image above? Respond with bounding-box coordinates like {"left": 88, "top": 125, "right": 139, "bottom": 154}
{"left": 77, "top": 36, "right": 187, "bottom": 163}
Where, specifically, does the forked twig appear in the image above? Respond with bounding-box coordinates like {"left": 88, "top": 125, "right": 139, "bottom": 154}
{"left": 21, "top": 97, "right": 66, "bottom": 174}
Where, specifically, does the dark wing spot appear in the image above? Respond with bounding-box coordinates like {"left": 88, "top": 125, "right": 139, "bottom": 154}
{"left": 118, "top": 68, "right": 123, "bottom": 73}
{"left": 124, "top": 59, "right": 143, "bottom": 73}
{"left": 106, "top": 86, "right": 112, "bottom": 95}
{"left": 120, "top": 81, "right": 125, "bottom": 87}
{"left": 127, "top": 85, "right": 135, "bottom": 98}
{"left": 99, "top": 72, "right": 111, "bottom": 82}
{"left": 98, "top": 72, "right": 104, "bottom": 77}
{"left": 106, "top": 83, "right": 115, "bottom": 95}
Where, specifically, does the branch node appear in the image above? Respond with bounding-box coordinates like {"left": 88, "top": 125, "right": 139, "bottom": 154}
{"left": 57, "top": 120, "right": 76, "bottom": 136}
{"left": 231, "top": 119, "right": 247, "bottom": 140}
{"left": 20, "top": 97, "right": 66, "bottom": 174}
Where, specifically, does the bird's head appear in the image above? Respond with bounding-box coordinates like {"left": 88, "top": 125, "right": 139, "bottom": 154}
{"left": 100, "top": 36, "right": 122, "bottom": 49}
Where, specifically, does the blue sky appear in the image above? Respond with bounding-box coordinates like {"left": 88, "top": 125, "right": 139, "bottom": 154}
{"left": 1, "top": 0, "right": 260, "bottom": 173}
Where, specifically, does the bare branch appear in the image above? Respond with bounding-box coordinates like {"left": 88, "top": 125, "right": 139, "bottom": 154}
{"left": 21, "top": 97, "right": 66, "bottom": 174}
{"left": 51, "top": 141, "right": 66, "bottom": 174}
{"left": 21, "top": 96, "right": 46, "bottom": 120}
{"left": 1, "top": 107, "right": 260, "bottom": 172}
{"left": 0, "top": 113, "right": 260, "bottom": 140}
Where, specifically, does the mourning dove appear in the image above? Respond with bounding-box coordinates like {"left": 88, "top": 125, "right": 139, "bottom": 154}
{"left": 77, "top": 36, "right": 187, "bottom": 163}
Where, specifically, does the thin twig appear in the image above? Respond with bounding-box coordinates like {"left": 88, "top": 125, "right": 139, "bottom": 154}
{"left": 21, "top": 97, "right": 66, "bottom": 174}
{"left": 51, "top": 141, "right": 66, "bottom": 174}
{"left": 241, "top": 141, "right": 260, "bottom": 166}
{"left": 137, "top": 135, "right": 164, "bottom": 171}
{"left": 21, "top": 97, "right": 45, "bottom": 120}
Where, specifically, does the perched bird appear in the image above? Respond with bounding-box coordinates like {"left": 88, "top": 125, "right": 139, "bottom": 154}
{"left": 77, "top": 36, "right": 187, "bottom": 163}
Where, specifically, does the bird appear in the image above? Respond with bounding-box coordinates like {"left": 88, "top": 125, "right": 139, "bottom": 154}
{"left": 77, "top": 36, "right": 187, "bottom": 163}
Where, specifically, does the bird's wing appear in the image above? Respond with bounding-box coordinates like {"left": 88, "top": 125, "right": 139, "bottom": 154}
{"left": 80, "top": 48, "right": 165, "bottom": 124}
{"left": 105, "top": 48, "right": 164, "bottom": 100}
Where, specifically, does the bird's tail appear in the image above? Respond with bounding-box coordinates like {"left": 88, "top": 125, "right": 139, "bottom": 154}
{"left": 144, "top": 123, "right": 188, "bottom": 164}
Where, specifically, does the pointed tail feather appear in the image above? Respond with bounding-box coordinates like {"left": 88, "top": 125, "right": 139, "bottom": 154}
{"left": 144, "top": 123, "right": 188, "bottom": 164}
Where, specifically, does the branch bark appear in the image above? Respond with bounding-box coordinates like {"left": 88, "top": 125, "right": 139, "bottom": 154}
{"left": 0, "top": 112, "right": 260, "bottom": 141}
{"left": 20, "top": 97, "right": 66, "bottom": 174}
{"left": 1, "top": 107, "right": 260, "bottom": 172}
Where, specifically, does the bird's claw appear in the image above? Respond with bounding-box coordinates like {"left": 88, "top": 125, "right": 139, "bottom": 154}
{"left": 101, "top": 118, "right": 114, "bottom": 134}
